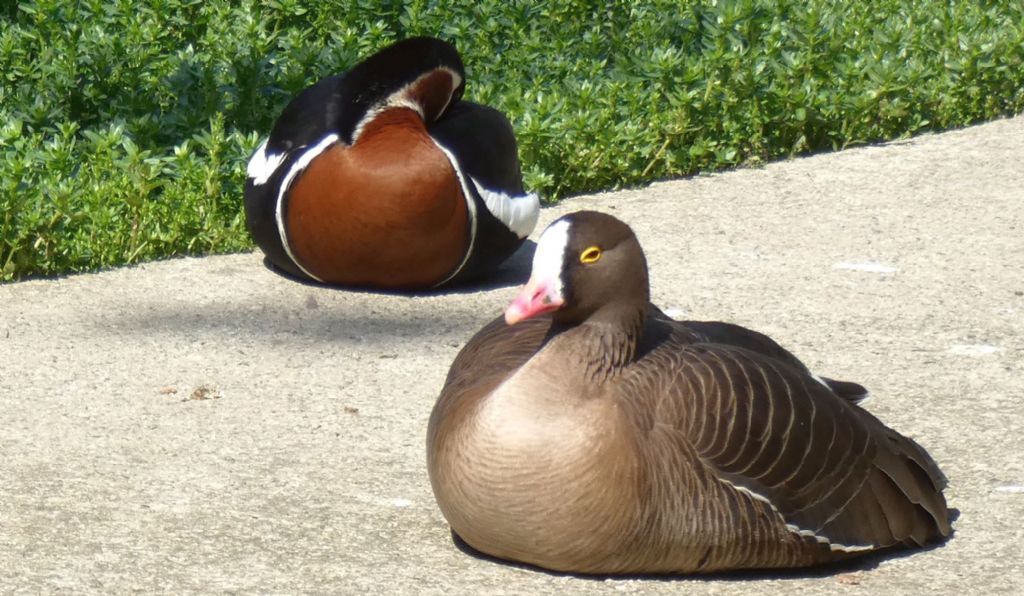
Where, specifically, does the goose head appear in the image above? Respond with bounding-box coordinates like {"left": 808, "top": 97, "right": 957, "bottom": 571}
{"left": 505, "top": 211, "right": 650, "bottom": 327}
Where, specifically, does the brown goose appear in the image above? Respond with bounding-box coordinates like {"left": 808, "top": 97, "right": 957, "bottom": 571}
{"left": 427, "top": 210, "right": 950, "bottom": 575}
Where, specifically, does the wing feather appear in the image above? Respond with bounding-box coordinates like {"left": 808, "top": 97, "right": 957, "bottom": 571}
{"left": 622, "top": 339, "right": 949, "bottom": 551}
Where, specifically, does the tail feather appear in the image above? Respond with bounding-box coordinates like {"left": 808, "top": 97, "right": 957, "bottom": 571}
{"left": 867, "top": 434, "right": 951, "bottom": 546}
{"left": 884, "top": 434, "right": 954, "bottom": 536}
{"left": 814, "top": 482, "right": 893, "bottom": 548}
{"left": 821, "top": 376, "right": 871, "bottom": 405}
{"left": 868, "top": 470, "right": 930, "bottom": 546}
{"left": 815, "top": 422, "right": 951, "bottom": 550}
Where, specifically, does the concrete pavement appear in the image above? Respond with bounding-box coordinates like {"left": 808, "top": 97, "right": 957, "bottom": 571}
{"left": 2, "top": 115, "right": 1023, "bottom": 593}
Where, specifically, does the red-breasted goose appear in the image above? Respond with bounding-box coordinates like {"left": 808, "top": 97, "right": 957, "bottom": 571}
{"left": 427, "top": 210, "right": 950, "bottom": 574}
{"left": 244, "top": 37, "right": 538, "bottom": 289}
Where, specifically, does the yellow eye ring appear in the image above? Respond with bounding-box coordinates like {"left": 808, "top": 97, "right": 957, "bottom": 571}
{"left": 579, "top": 246, "right": 602, "bottom": 264}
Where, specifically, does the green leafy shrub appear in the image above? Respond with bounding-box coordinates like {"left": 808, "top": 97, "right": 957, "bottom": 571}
{"left": 2, "top": 0, "right": 1023, "bottom": 280}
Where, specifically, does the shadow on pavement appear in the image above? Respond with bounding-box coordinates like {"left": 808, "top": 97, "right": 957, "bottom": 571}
{"left": 257, "top": 240, "right": 536, "bottom": 296}
{"left": 449, "top": 527, "right": 955, "bottom": 583}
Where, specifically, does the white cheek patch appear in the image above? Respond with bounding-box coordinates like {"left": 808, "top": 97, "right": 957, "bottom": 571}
{"left": 246, "top": 139, "right": 286, "bottom": 186}
{"left": 531, "top": 219, "right": 571, "bottom": 301}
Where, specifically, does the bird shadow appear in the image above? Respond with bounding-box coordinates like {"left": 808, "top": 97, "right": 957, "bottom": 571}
{"left": 259, "top": 240, "right": 536, "bottom": 297}
{"left": 91, "top": 241, "right": 537, "bottom": 344}
{"left": 85, "top": 247, "right": 538, "bottom": 345}
{"left": 449, "top": 516, "right": 957, "bottom": 583}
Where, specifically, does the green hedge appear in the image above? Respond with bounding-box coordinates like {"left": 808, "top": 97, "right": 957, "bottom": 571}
{"left": 2, "top": 0, "right": 1022, "bottom": 280}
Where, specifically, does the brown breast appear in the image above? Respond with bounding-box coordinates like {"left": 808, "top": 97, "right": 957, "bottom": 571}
{"left": 430, "top": 355, "right": 649, "bottom": 574}
{"left": 285, "top": 108, "right": 469, "bottom": 288}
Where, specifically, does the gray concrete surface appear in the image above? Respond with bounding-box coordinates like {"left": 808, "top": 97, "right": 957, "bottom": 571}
{"left": 2, "top": 115, "right": 1023, "bottom": 594}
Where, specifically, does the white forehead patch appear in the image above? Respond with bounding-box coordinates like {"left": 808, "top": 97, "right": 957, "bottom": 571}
{"left": 531, "top": 219, "right": 571, "bottom": 299}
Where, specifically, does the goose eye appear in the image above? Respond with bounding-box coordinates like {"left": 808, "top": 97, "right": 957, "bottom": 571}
{"left": 579, "top": 246, "right": 602, "bottom": 264}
